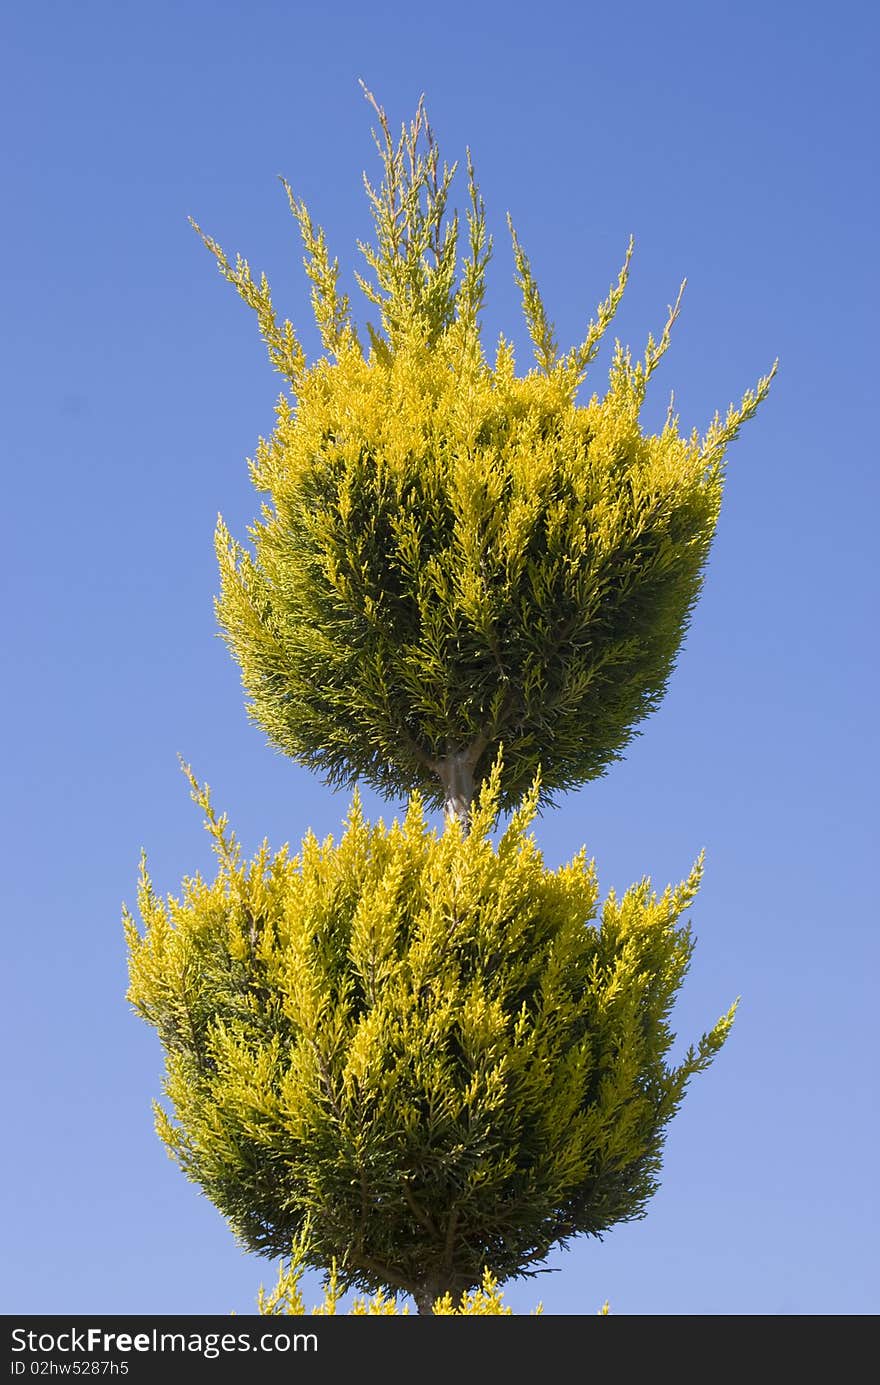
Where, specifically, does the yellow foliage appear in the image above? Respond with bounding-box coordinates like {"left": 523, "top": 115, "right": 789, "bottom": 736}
{"left": 193, "top": 88, "right": 775, "bottom": 818}
{"left": 125, "top": 762, "right": 733, "bottom": 1308}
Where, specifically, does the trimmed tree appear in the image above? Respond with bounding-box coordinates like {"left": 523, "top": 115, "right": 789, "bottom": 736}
{"left": 125, "top": 87, "right": 772, "bottom": 1312}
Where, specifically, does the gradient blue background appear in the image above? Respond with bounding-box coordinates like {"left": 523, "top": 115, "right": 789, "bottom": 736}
{"left": 2, "top": 0, "right": 877, "bottom": 1315}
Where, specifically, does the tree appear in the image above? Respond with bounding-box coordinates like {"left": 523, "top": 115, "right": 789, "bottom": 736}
{"left": 125, "top": 88, "right": 772, "bottom": 1314}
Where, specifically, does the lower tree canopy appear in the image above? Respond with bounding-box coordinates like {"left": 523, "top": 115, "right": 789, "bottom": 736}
{"left": 124, "top": 764, "right": 734, "bottom": 1311}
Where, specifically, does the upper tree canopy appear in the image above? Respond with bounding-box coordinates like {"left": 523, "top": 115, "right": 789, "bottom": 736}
{"left": 196, "top": 86, "right": 775, "bottom": 817}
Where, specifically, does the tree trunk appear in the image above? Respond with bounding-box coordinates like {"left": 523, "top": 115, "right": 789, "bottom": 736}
{"left": 439, "top": 751, "right": 475, "bottom": 825}
{"left": 413, "top": 1288, "right": 436, "bottom": 1316}
{"left": 435, "top": 736, "right": 487, "bottom": 827}
{"left": 412, "top": 1275, "right": 458, "bottom": 1314}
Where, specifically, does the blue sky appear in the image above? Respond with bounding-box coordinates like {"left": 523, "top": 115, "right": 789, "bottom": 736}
{"left": 2, "top": 0, "right": 877, "bottom": 1316}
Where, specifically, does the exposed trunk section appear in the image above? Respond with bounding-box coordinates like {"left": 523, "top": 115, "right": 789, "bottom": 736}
{"left": 411, "top": 1273, "right": 466, "bottom": 1315}
{"left": 413, "top": 1288, "right": 437, "bottom": 1316}
{"left": 437, "top": 749, "right": 476, "bottom": 826}
{"left": 434, "top": 734, "right": 488, "bottom": 826}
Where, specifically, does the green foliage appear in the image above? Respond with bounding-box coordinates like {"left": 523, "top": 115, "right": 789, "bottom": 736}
{"left": 197, "top": 86, "right": 775, "bottom": 817}
{"left": 124, "top": 762, "right": 734, "bottom": 1312}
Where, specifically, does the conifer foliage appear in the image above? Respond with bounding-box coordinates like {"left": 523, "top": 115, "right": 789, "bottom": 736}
{"left": 126, "top": 764, "right": 733, "bottom": 1312}
{"left": 197, "top": 85, "right": 774, "bottom": 819}
{"left": 125, "top": 87, "right": 772, "bottom": 1313}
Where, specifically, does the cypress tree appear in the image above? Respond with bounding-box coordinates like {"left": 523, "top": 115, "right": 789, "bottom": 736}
{"left": 125, "top": 87, "right": 773, "bottom": 1312}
